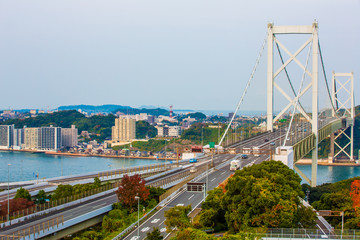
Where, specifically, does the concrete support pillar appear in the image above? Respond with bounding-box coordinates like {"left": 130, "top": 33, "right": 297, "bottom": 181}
{"left": 311, "top": 21, "right": 319, "bottom": 187}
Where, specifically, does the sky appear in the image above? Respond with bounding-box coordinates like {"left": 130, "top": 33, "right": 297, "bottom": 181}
{"left": 0, "top": 0, "right": 359, "bottom": 112}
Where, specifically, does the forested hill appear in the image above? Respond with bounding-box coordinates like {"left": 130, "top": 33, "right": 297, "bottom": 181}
{"left": 58, "top": 104, "right": 169, "bottom": 116}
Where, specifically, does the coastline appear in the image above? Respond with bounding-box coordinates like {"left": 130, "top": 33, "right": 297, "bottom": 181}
{"left": 0, "top": 148, "right": 176, "bottom": 160}
{"left": 295, "top": 158, "right": 360, "bottom": 167}
{"left": 44, "top": 151, "right": 176, "bottom": 160}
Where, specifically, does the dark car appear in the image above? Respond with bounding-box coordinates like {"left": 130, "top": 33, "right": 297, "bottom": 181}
{"left": 264, "top": 139, "right": 269, "bottom": 142}
{"left": 241, "top": 154, "right": 248, "bottom": 159}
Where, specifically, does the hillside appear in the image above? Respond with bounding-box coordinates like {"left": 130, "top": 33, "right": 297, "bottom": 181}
{"left": 58, "top": 104, "right": 169, "bottom": 116}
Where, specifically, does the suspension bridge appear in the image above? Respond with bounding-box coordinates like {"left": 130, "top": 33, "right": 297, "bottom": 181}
{"left": 220, "top": 21, "right": 355, "bottom": 187}
{"left": 0, "top": 21, "right": 356, "bottom": 239}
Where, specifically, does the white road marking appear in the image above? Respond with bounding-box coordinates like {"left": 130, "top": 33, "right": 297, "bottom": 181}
{"left": 176, "top": 203, "right": 184, "bottom": 206}
{"left": 151, "top": 218, "right": 160, "bottom": 223}
{"left": 188, "top": 194, "right": 194, "bottom": 200}
{"left": 221, "top": 171, "right": 226, "bottom": 175}
{"left": 130, "top": 237, "right": 139, "bottom": 240}
{"left": 160, "top": 228, "right": 167, "bottom": 232}
{"left": 141, "top": 227, "right": 150, "bottom": 232}
{"left": 211, "top": 178, "right": 216, "bottom": 182}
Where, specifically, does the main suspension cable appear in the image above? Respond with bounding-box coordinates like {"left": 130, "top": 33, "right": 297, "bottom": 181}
{"left": 219, "top": 36, "right": 267, "bottom": 146}
{"left": 318, "top": 40, "right": 338, "bottom": 116}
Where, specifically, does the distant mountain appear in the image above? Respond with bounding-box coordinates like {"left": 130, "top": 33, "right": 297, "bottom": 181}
{"left": 58, "top": 104, "right": 130, "bottom": 113}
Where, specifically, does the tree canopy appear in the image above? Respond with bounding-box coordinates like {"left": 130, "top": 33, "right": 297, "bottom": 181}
{"left": 116, "top": 174, "right": 149, "bottom": 210}
{"left": 14, "top": 187, "right": 31, "bottom": 201}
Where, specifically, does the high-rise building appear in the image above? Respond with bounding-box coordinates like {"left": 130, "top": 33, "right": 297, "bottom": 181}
{"left": 0, "top": 125, "right": 14, "bottom": 149}
{"left": 112, "top": 117, "right": 136, "bottom": 142}
{"left": 13, "top": 127, "right": 25, "bottom": 148}
{"left": 40, "top": 126, "right": 61, "bottom": 151}
{"left": 24, "top": 128, "right": 41, "bottom": 149}
{"left": 62, "top": 125, "right": 78, "bottom": 148}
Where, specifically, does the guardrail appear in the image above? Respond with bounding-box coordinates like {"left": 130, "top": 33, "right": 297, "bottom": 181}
{"left": 0, "top": 166, "right": 167, "bottom": 228}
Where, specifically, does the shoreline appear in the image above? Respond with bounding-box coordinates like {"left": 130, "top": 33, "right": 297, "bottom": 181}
{"left": 45, "top": 151, "right": 176, "bottom": 160}
{"left": 295, "top": 159, "right": 360, "bottom": 167}
{"left": 0, "top": 148, "right": 176, "bottom": 160}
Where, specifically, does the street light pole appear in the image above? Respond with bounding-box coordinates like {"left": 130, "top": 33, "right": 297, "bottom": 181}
{"left": 135, "top": 196, "right": 140, "bottom": 238}
{"left": 7, "top": 163, "right": 11, "bottom": 222}
{"left": 201, "top": 126, "right": 203, "bottom": 147}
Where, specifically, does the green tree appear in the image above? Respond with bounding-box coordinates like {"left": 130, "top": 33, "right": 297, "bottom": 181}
{"left": 145, "top": 227, "right": 164, "bottom": 240}
{"left": 93, "top": 177, "right": 101, "bottom": 188}
{"left": 136, "top": 120, "right": 157, "bottom": 139}
{"left": 36, "top": 190, "right": 47, "bottom": 204}
{"left": 164, "top": 205, "right": 192, "bottom": 232}
{"left": 199, "top": 187, "right": 226, "bottom": 231}
{"left": 221, "top": 160, "right": 309, "bottom": 232}
{"left": 14, "top": 187, "right": 31, "bottom": 201}
{"left": 298, "top": 205, "right": 317, "bottom": 228}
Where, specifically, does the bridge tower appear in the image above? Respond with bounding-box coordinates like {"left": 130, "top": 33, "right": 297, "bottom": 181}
{"left": 266, "top": 22, "right": 319, "bottom": 186}
{"left": 329, "top": 72, "right": 355, "bottom": 162}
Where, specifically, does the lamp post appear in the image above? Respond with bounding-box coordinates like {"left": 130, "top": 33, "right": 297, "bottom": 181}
{"left": 201, "top": 126, "right": 204, "bottom": 147}
{"left": 135, "top": 196, "right": 140, "bottom": 238}
{"left": 7, "top": 163, "right": 11, "bottom": 222}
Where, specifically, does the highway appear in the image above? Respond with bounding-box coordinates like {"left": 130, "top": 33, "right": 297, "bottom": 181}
{"left": 124, "top": 154, "right": 268, "bottom": 240}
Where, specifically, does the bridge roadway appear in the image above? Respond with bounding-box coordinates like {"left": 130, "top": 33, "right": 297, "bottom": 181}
{"left": 124, "top": 155, "right": 268, "bottom": 240}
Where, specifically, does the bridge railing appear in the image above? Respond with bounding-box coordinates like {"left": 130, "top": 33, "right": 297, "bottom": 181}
{"left": 0, "top": 164, "right": 167, "bottom": 228}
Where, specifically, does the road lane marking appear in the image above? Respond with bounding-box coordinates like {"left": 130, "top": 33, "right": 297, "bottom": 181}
{"left": 221, "top": 171, "right": 226, "bottom": 175}
{"left": 176, "top": 203, "right": 184, "bottom": 206}
{"left": 211, "top": 178, "right": 216, "bottom": 182}
{"left": 188, "top": 194, "right": 194, "bottom": 200}
{"left": 151, "top": 218, "right": 160, "bottom": 223}
{"left": 130, "top": 237, "right": 139, "bottom": 240}
{"left": 141, "top": 227, "right": 150, "bottom": 232}
{"left": 160, "top": 228, "right": 167, "bottom": 232}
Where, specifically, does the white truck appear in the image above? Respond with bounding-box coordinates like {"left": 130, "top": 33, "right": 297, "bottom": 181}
{"left": 230, "top": 160, "right": 241, "bottom": 171}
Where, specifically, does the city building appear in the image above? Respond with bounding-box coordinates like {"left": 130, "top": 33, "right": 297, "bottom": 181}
{"left": 62, "top": 125, "right": 78, "bottom": 148}
{"left": 24, "top": 127, "right": 41, "bottom": 149}
{"left": 0, "top": 125, "right": 14, "bottom": 149}
{"left": 156, "top": 125, "right": 181, "bottom": 137}
{"left": 112, "top": 116, "right": 136, "bottom": 142}
{"left": 13, "top": 127, "right": 25, "bottom": 149}
{"left": 168, "top": 126, "right": 181, "bottom": 137}
{"left": 39, "top": 126, "right": 61, "bottom": 151}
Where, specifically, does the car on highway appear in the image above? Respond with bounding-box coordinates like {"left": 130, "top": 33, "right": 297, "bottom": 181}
{"left": 189, "top": 158, "right": 197, "bottom": 163}
{"left": 241, "top": 154, "right": 248, "bottom": 159}
{"left": 264, "top": 139, "right": 269, "bottom": 142}
{"left": 270, "top": 142, "right": 275, "bottom": 146}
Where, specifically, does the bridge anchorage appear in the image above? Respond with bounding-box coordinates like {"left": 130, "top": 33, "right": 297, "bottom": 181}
{"left": 220, "top": 21, "right": 355, "bottom": 187}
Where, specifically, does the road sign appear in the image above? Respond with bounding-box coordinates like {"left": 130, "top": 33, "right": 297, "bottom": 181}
{"left": 209, "top": 142, "right": 215, "bottom": 149}
{"left": 187, "top": 182, "right": 205, "bottom": 192}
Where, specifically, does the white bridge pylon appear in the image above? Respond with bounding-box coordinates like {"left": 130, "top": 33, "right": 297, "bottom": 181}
{"left": 266, "top": 22, "right": 320, "bottom": 187}
{"left": 330, "top": 72, "right": 355, "bottom": 162}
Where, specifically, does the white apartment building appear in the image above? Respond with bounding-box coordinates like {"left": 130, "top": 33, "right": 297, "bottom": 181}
{"left": 156, "top": 125, "right": 181, "bottom": 137}
{"left": 61, "top": 125, "right": 78, "bottom": 148}
{"left": 112, "top": 117, "right": 136, "bottom": 142}
{"left": 0, "top": 125, "right": 14, "bottom": 149}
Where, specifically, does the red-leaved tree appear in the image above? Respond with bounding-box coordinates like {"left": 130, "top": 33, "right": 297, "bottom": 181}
{"left": 116, "top": 174, "right": 149, "bottom": 210}
{"left": 0, "top": 198, "right": 35, "bottom": 216}
{"left": 350, "top": 180, "right": 360, "bottom": 210}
